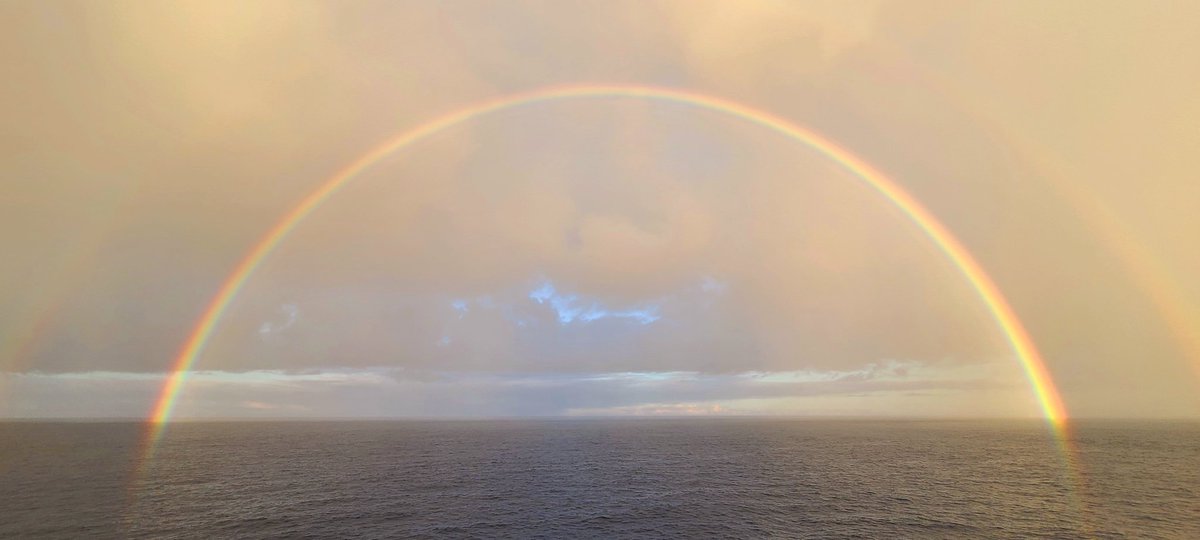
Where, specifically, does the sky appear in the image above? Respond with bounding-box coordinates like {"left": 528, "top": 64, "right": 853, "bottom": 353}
{"left": 2, "top": 1, "right": 1198, "bottom": 419}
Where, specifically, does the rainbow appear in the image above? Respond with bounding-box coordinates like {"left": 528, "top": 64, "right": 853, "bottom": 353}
{"left": 146, "top": 84, "right": 1069, "bottom": 444}
{"left": 896, "top": 53, "right": 1200, "bottom": 384}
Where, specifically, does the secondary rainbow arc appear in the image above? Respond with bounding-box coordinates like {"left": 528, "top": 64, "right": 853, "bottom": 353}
{"left": 147, "top": 84, "right": 1069, "bottom": 446}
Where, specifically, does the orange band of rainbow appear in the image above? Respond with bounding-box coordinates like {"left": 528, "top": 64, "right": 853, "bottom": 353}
{"left": 147, "top": 84, "right": 1068, "bottom": 445}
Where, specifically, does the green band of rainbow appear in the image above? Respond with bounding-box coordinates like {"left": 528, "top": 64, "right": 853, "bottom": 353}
{"left": 147, "top": 84, "right": 1068, "bottom": 444}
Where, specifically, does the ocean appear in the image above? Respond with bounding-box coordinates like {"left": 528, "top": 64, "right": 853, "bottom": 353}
{"left": 2, "top": 419, "right": 1197, "bottom": 538}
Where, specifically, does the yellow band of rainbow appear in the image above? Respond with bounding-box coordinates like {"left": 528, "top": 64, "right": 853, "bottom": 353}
{"left": 147, "top": 84, "right": 1068, "bottom": 445}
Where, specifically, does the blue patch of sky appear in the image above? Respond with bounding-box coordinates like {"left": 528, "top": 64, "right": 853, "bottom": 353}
{"left": 527, "top": 279, "right": 661, "bottom": 326}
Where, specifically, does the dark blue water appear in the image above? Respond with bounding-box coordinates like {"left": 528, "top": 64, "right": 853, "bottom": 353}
{"left": 2, "top": 419, "right": 1197, "bottom": 538}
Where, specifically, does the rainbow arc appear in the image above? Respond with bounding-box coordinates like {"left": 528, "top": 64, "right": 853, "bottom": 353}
{"left": 146, "top": 84, "right": 1069, "bottom": 447}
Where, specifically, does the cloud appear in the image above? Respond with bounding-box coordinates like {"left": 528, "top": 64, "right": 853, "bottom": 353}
{"left": 3, "top": 2, "right": 994, "bottom": 381}
{"left": 0, "top": 360, "right": 1031, "bottom": 418}
{"left": 662, "top": 1, "right": 883, "bottom": 89}
{"left": 258, "top": 303, "right": 299, "bottom": 337}
{"left": 567, "top": 402, "right": 728, "bottom": 417}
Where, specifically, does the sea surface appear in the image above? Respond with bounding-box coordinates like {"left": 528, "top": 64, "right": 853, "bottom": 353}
{"left": 2, "top": 419, "right": 1197, "bottom": 539}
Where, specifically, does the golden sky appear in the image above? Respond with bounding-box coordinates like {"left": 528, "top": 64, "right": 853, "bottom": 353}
{"left": 2, "top": 1, "right": 1198, "bottom": 418}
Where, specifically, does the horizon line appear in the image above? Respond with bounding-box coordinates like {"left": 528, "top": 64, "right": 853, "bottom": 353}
{"left": 5, "top": 415, "right": 1197, "bottom": 423}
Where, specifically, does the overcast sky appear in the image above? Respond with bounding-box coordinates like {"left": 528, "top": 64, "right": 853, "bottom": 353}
{"left": 2, "top": 1, "right": 1198, "bottom": 419}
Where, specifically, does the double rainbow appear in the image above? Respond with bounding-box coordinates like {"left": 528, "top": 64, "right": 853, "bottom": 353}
{"left": 146, "top": 84, "right": 1069, "bottom": 445}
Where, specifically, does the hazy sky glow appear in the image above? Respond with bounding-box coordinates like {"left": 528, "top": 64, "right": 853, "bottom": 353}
{"left": 2, "top": 1, "right": 1198, "bottom": 418}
